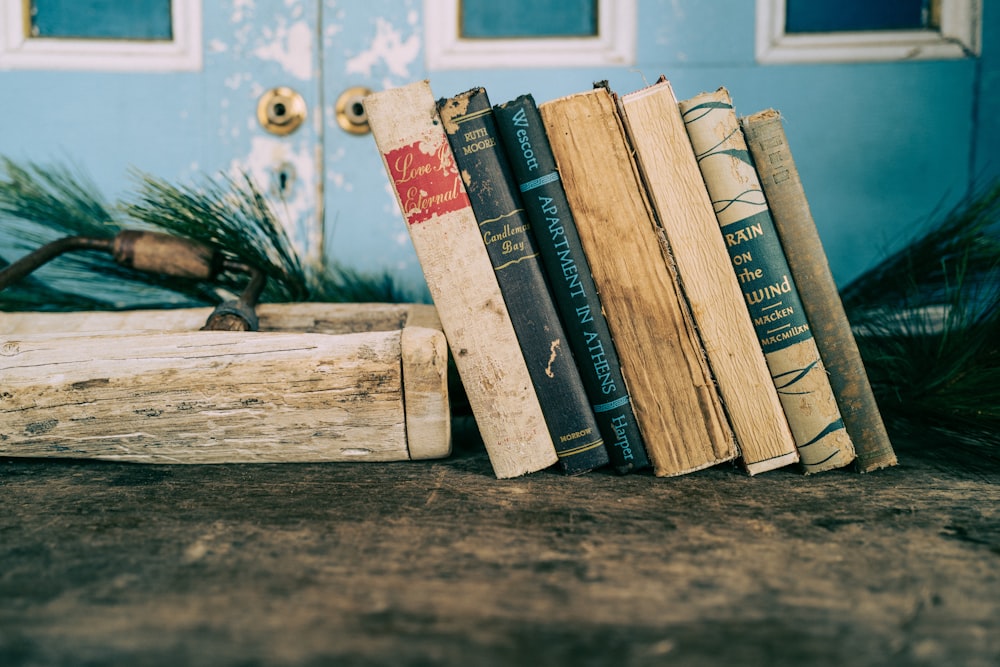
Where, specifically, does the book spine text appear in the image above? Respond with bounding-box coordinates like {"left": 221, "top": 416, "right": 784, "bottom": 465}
{"left": 494, "top": 94, "right": 650, "bottom": 474}
{"left": 438, "top": 87, "right": 608, "bottom": 475}
{"left": 619, "top": 79, "right": 798, "bottom": 475}
{"left": 540, "top": 88, "right": 736, "bottom": 477}
{"left": 741, "top": 109, "right": 896, "bottom": 471}
{"left": 681, "top": 89, "right": 855, "bottom": 474}
{"left": 365, "top": 81, "right": 557, "bottom": 478}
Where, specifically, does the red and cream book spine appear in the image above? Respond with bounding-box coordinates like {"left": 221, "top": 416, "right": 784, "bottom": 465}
{"left": 365, "top": 81, "right": 557, "bottom": 478}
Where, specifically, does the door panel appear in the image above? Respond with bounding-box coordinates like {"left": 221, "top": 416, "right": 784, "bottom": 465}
{"left": 1, "top": 1, "right": 984, "bottom": 300}
{"left": 1, "top": 0, "right": 325, "bottom": 277}
{"left": 201, "top": 0, "right": 323, "bottom": 267}
{"left": 320, "top": 2, "right": 426, "bottom": 294}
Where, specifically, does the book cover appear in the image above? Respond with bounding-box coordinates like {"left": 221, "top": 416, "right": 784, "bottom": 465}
{"left": 680, "top": 88, "right": 855, "bottom": 474}
{"left": 741, "top": 109, "right": 897, "bottom": 472}
{"left": 437, "top": 87, "right": 608, "bottom": 475}
{"left": 539, "top": 86, "right": 737, "bottom": 477}
{"left": 365, "top": 80, "right": 557, "bottom": 479}
{"left": 619, "top": 78, "right": 798, "bottom": 475}
{"left": 493, "top": 93, "right": 650, "bottom": 474}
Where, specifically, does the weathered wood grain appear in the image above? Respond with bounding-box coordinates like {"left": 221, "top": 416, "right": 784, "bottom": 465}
{"left": 540, "top": 88, "right": 736, "bottom": 476}
{"left": 0, "top": 438, "right": 996, "bottom": 666}
{"left": 620, "top": 80, "right": 798, "bottom": 474}
{"left": 0, "top": 303, "right": 450, "bottom": 462}
{"left": 0, "top": 302, "right": 436, "bottom": 336}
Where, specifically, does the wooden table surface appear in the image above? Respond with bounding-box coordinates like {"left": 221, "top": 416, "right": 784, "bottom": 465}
{"left": 1, "top": 426, "right": 997, "bottom": 667}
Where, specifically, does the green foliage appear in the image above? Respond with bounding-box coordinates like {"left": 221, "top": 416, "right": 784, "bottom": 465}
{"left": 0, "top": 159, "right": 413, "bottom": 310}
{"left": 123, "top": 170, "right": 310, "bottom": 302}
{"left": 842, "top": 181, "right": 1000, "bottom": 448}
{"left": 0, "top": 157, "right": 212, "bottom": 309}
{"left": 0, "top": 157, "right": 120, "bottom": 239}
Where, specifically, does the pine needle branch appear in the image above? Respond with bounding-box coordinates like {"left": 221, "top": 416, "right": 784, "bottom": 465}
{"left": 842, "top": 181, "right": 1000, "bottom": 448}
{"left": 123, "top": 170, "right": 310, "bottom": 302}
{"left": 2, "top": 157, "right": 416, "bottom": 309}
{"left": 0, "top": 157, "right": 215, "bottom": 310}
{"left": 0, "top": 156, "right": 121, "bottom": 239}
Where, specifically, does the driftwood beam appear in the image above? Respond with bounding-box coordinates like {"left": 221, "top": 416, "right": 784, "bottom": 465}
{"left": 0, "top": 303, "right": 450, "bottom": 463}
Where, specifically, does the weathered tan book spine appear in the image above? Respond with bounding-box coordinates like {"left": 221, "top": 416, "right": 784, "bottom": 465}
{"left": 365, "top": 80, "right": 557, "bottom": 478}
{"left": 741, "top": 109, "right": 897, "bottom": 472}
{"left": 619, "top": 78, "right": 798, "bottom": 475}
{"left": 681, "top": 88, "right": 855, "bottom": 474}
{"left": 539, "top": 87, "right": 736, "bottom": 477}
{"left": 0, "top": 303, "right": 450, "bottom": 463}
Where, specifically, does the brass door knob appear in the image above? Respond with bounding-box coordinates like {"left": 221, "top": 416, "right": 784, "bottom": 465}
{"left": 335, "top": 86, "right": 373, "bottom": 135}
{"left": 257, "top": 87, "right": 307, "bottom": 135}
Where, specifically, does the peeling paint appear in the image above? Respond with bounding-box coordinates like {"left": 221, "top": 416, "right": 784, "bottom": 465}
{"left": 345, "top": 17, "right": 420, "bottom": 79}
{"left": 223, "top": 73, "right": 243, "bottom": 89}
{"left": 254, "top": 20, "right": 313, "bottom": 80}
{"left": 324, "top": 22, "right": 343, "bottom": 47}
{"left": 383, "top": 182, "right": 403, "bottom": 217}
{"left": 230, "top": 136, "right": 320, "bottom": 265}
{"left": 231, "top": 0, "right": 255, "bottom": 23}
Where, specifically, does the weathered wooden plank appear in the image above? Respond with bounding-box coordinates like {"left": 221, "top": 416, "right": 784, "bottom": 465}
{"left": 0, "top": 302, "right": 438, "bottom": 336}
{"left": 0, "top": 303, "right": 450, "bottom": 462}
{"left": 0, "top": 439, "right": 996, "bottom": 666}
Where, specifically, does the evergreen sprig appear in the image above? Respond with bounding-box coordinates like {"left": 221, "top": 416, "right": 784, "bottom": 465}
{"left": 842, "top": 181, "right": 1000, "bottom": 448}
{"left": 123, "top": 170, "right": 310, "bottom": 302}
{"left": 0, "top": 157, "right": 120, "bottom": 239}
{"left": 0, "top": 157, "right": 200, "bottom": 310}
{"left": 1, "top": 158, "right": 413, "bottom": 310}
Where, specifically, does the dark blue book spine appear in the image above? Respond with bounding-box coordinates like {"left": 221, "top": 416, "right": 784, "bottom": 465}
{"left": 493, "top": 94, "right": 650, "bottom": 474}
{"left": 437, "top": 88, "right": 608, "bottom": 475}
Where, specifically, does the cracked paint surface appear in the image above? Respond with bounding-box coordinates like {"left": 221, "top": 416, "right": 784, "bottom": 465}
{"left": 231, "top": 135, "right": 319, "bottom": 260}
{"left": 254, "top": 19, "right": 314, "bottom": 80}
{"left": 346, "top": 16, "right": 420, "bottom": 83}
{"left": 203, "top": 0, "right": 322, "bottom": 269}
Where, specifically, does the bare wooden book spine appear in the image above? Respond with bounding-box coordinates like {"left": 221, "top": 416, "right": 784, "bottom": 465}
{"left": 741, "top": 109, "right": 897, "bottom": 472}
{"left": 681, "top": 88, "right": 855, "bottom": 474}
{"left": 620, "top": 79, "right": 797, "bottom": 475}
{"left": 540, "top": 88, "right": 736, "bottom": 477}
{"left": 365, "top": 81, "right": 556, "bottom": 478}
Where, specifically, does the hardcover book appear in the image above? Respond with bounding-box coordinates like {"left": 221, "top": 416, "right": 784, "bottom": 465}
{"left": 619, "top": 78, "right": 798, "bottom": 475}
{"left": 741, "top": 109, "right": 897, "bottom": 472}
{"left": 680, "top": 88, "right": 856, "bottom": 474}
{"left": 539, "top": 86, "right": 737, "bottom": 477}
{"left": 365, "top": 80, "right": 557, "bottom": 478}
{"left": 494, "top": 93, "right": 650, "bottom": 474}
{"left": 437, "top": 87, "right": 608, "bottom": 475}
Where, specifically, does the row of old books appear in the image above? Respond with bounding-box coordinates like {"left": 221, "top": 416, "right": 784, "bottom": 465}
{"left": 365, "top": 77, "right": 898, "bottom": 480}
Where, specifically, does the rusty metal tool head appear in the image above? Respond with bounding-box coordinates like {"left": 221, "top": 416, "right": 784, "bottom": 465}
{"left": 0, "top": 230, "right": 266, "bottom": 331}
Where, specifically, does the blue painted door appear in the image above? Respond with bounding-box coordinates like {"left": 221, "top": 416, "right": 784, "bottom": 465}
{"left": 0, "top": 1, "right": 409, "bottom": 291}
{"left": 1, "top": 0, "right": 620, "bottom": 299}
{"left": 1, "top": 1, "right": 990, "bottom": 294}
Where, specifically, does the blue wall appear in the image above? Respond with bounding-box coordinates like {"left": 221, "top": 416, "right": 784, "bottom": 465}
{"left": 1, "top": 0, "right": 996, "bottom": 297}
{"left": 427, "top": 0, "right": 996, "bottom": 287}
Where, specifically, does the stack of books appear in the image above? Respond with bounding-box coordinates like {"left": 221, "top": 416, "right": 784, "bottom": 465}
{"left": 365, "top": 78, "right": 898, "bottom": 479}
